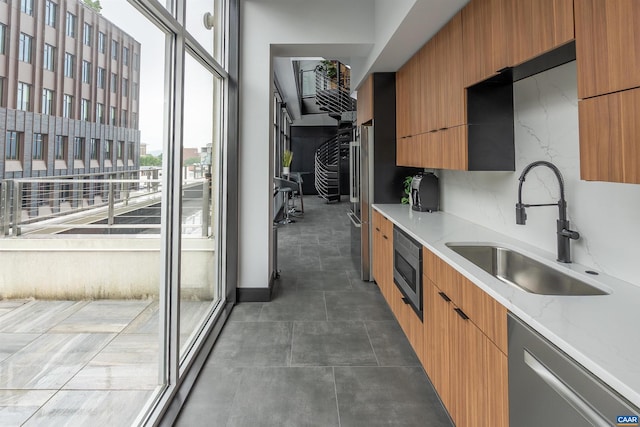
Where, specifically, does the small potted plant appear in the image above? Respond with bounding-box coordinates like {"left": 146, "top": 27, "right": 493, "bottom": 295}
{"left": 282, "top": 149, "right": 293, "bottom": 176}
{"left": 401, "top": 175, "right": 413, "bottom": 206}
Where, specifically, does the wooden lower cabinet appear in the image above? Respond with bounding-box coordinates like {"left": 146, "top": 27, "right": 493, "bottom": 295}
{"left": 372, "top": 211, "right": 394, "bottom": 302}
{"left": 423, "top": 262, "right": 508, "bottom": 427}
{"left": 391, "top": 284, "right": 425, "bottom": 366}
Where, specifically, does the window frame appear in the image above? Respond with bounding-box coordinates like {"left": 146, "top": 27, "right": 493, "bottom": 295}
{"left": 96, "top": 102, "right": 104, "bottom": 124}
{"left": 73, "top": 137, "right": 84, "bottom": 160}
{"left": 32, "top": 133, "right": 47, "bottom": 160}
{"left": 42, "top": 88, "right": 54, "bottom": 115}
{"left": 20, "top": 0, "right": 33, "bottom": 15}
{"left": 66, "top": 12, "right": 76, "bottom": 38}
{"left": 81, "top": 60, "right": 92, "bottom": 84}
{"left": 80, "top": 98, "right": 90, "bottom": 121}
{"left": 64, "top": 52, "right": 75, "bottom": 78}
{"left": 98, "top": 32, "right": 106, "bottom": 53}
{"left": 5, "top": 131, "right": 22, "bottom": 160}
{"left": 16, "top": 82, "right": 30, "bottom": 111}
{"left": 83, "top": 22, "right": 92, "bottom": 46}
{"left": 97, "top": 67, "right": 106, "bottom": 89}
{"left": 62, "top": 94, "right": 73, "bottom": 118}
{"left": 0, "top": 24, "right": 7, "bottom": 55}
{"left": 54, "top": 135, "right": 67, "bottom": 160}
{"left": 43, "top": 44, "right": 55, "bottom": 71}
{"left": 18, "top": 33, "right": 32, "bottom": 63}
{"left": 90, "top": 138, "right": 99, "bottom": 160}
{"left": 45, "top": 0, "right": 57, "bottom": 27}
{"left": 111, "top": 40, "right": 118, "bottom": 60}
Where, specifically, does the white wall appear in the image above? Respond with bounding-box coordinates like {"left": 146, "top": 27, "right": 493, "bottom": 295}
{"left": 239, "top": 0, "right": 375, "bottom": 289}
{"left": 441, "top": 61, "right": 640, "bottom": 287}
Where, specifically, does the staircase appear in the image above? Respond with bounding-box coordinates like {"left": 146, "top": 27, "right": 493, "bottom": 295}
{"left": 315, "top": 70, "right": 357, "bottom": 119}
{"left": 314, "top": 123, "right": 353, "bottom": 202}
{"left": 313, "top": 62, "right": 356, "bottom": 202}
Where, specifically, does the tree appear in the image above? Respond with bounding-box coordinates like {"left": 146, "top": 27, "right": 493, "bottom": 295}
{"left": 184, "top": 156, "right": 201, "bottom": 166}
{"left": 140, "top": 154, "right": 162, "bottom": 166}
{"left": 84, "top": 0, "right": 102, "bottom": 13}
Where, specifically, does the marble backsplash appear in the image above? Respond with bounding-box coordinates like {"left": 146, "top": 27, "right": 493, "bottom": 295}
{"left": 440, "top": 61, "right": 640, "bottom": 287}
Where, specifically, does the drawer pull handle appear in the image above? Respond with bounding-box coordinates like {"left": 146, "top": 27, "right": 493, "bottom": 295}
{"left": 375, "top": 227, "right": 380, "bottom": 232}
{"left": 402, "top": 297, "right": 411, "bottom": 305}
{"left": 383, "top": 235, "right": 388, "bottom": 240}
{"left": 438, "top": 292, "right": 451, "bottom": 302}
{"left": 454, "top": 308, "right": 469, "bottom": 320}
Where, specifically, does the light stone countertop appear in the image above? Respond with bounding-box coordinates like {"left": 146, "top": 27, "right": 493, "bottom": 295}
{"left": 374, "top": 203, "right": 640, "bottom": 409}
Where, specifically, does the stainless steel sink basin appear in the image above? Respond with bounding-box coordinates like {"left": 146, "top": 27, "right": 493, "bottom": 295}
{"left": 445, "top": 243, "right": 609, "bottom": 296}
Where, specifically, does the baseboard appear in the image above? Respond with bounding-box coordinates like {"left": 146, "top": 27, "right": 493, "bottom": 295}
{"left": 236, "top": 274, "right": 275, "bottom": 302}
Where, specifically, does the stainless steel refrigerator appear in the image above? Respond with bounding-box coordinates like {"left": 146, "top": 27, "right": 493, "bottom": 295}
{"left": 347, "top": 73, "right": 420, "bottom": 281}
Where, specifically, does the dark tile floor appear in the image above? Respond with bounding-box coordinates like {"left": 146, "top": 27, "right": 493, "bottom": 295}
{"left": 175, "top": 196, "right": 453, "bottom": 427}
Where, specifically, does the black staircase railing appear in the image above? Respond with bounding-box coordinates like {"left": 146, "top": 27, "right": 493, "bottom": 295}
{"left": 315, "top": 70, "right": 357, "bottom": 117}
{"left": 313, "top": 61, "right": 356, "bottom": 202}
{"left": 314, "top": 126, "right": 352, "bottom": 202}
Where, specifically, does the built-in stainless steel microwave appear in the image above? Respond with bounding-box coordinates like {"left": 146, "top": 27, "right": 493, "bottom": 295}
{"left": 393, "top": 226, "right": 423, "bottom": 319}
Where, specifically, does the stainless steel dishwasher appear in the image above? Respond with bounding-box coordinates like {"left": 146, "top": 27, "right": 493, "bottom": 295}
{"left": 508, "top": 314, "right": 639, "bottom": 427}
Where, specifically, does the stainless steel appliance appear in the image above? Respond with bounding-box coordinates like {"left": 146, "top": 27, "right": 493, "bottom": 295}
{"left": 393, "top": 226, "right": 422, "bottom": 318}
{"left": 347, "top": 73, "right": 420, "bottom": 281}
{"left": 508, "top": 314, "right": 640, "bottom": 427}
{"left": 410, "top": 172, "right": 439, "bottom": 212}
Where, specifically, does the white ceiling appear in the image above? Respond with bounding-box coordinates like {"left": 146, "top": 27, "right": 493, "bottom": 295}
{"left": 271, "top": 0, "right": 469, "bottom": 122}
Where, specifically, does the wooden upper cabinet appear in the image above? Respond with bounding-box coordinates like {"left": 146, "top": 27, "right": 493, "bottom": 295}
{"left": 396, "top": 53, "right": 422, "bottom": 139}
{"left": 509, "top": 0, "right": 574, "bottom": 67}
{"left": 579, "top": 87, "right": 640, "bottom": 184}
{"left": 462, "top": 0, "right": 510, "bottom": 87}
{"left": 419, "top": 40, "right": 438, "bottom": 134}
{"left": 357, "top": 75, "right": 374, "bottom": 126}
{"left": 576, "top": 0, "right": 640, "bottom": 99}
{"left": 395, "top": 62, "right": 411, "bottom": 139}
{"left": 437, "top": 12, "right": 465, "bottom": 129}
{"left": 420, "top": 12, "right": 465, "bottom": 132}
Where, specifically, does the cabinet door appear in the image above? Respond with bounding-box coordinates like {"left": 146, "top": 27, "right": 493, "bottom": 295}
{"left": 441, "top": 126, "right": 468, "bottom": 171}
{"left": 576, "top": 0, "right": 640, "bottom": 99}
{"left": 424, "top": 280, "right": 454, "bottom": 415}
{"left": 420, "top": 39, "right": 438, "bottom": 134}
{"left": 437, "top": 12, "right": 465, "bottom": 129}
{"left": 397, "top": 135, "right": 421, "bottom": 167}
{"left": 381, "top": 216, "right": 394, "bottom": 298}
{"left": 484, "top": 338, "right": 509, "bottom": 427}
{"left": 372, "top": 211, "right": 384, "bottom": 289}
{"left": 510, "top": 0, "right": 574, "bottom": 67}
{"left": 460, "top": 275, "right": 508, "bottom": 354}
{"left": 579, "top": 88, "right": 640, "bottom": 183}
{"left": 452, "top": 305, "right": 486, "bottom": 427}
{"left": 357, "top": 75, "right": 374, "bottom": 126}
{"left": 462, "top": 0, "right": 511, "bottom": 87}
{"left": 396, "top": 64, "right": 411, "bottom": 139}
{"left": 391, "top": 283, "right": 425, "bottom": 365}
{"left": 419, "top": 132, "right": 442, "bottom": 169}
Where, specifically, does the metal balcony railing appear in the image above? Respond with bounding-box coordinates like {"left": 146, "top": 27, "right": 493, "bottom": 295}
{"left": 0, "top": 168, "right": 213, "bottom": 238}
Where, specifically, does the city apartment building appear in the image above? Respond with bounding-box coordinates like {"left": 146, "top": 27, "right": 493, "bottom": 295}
{"left": 0, "top": 0, "right": 141, "bottom": 184}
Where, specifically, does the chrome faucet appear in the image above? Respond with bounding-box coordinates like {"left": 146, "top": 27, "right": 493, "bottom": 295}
{"left": 515, "top": 161, "right": 579, "bottom": 263}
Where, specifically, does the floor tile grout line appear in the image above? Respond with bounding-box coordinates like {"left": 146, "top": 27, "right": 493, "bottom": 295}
{"left": 332, "top": 366, "right": 342, "bottom": 427}
{"left": 362, "top": 321, "right": 381, "bottom": 367}
{"left": 289, "top": 321, "right": 295, "bottom": 367}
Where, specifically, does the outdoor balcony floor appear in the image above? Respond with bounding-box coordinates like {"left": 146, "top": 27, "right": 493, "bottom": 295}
{"left": 0, "top": 299, "right": 210, "bottom": 426}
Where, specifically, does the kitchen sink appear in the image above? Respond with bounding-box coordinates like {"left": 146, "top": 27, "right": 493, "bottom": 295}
{"left": 445, "top": 243, "right": 609, "bottom": 296}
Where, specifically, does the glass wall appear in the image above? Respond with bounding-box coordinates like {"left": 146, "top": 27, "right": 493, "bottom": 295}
{"left": 0, "top": 0, "right": 233, "bottom": 424}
